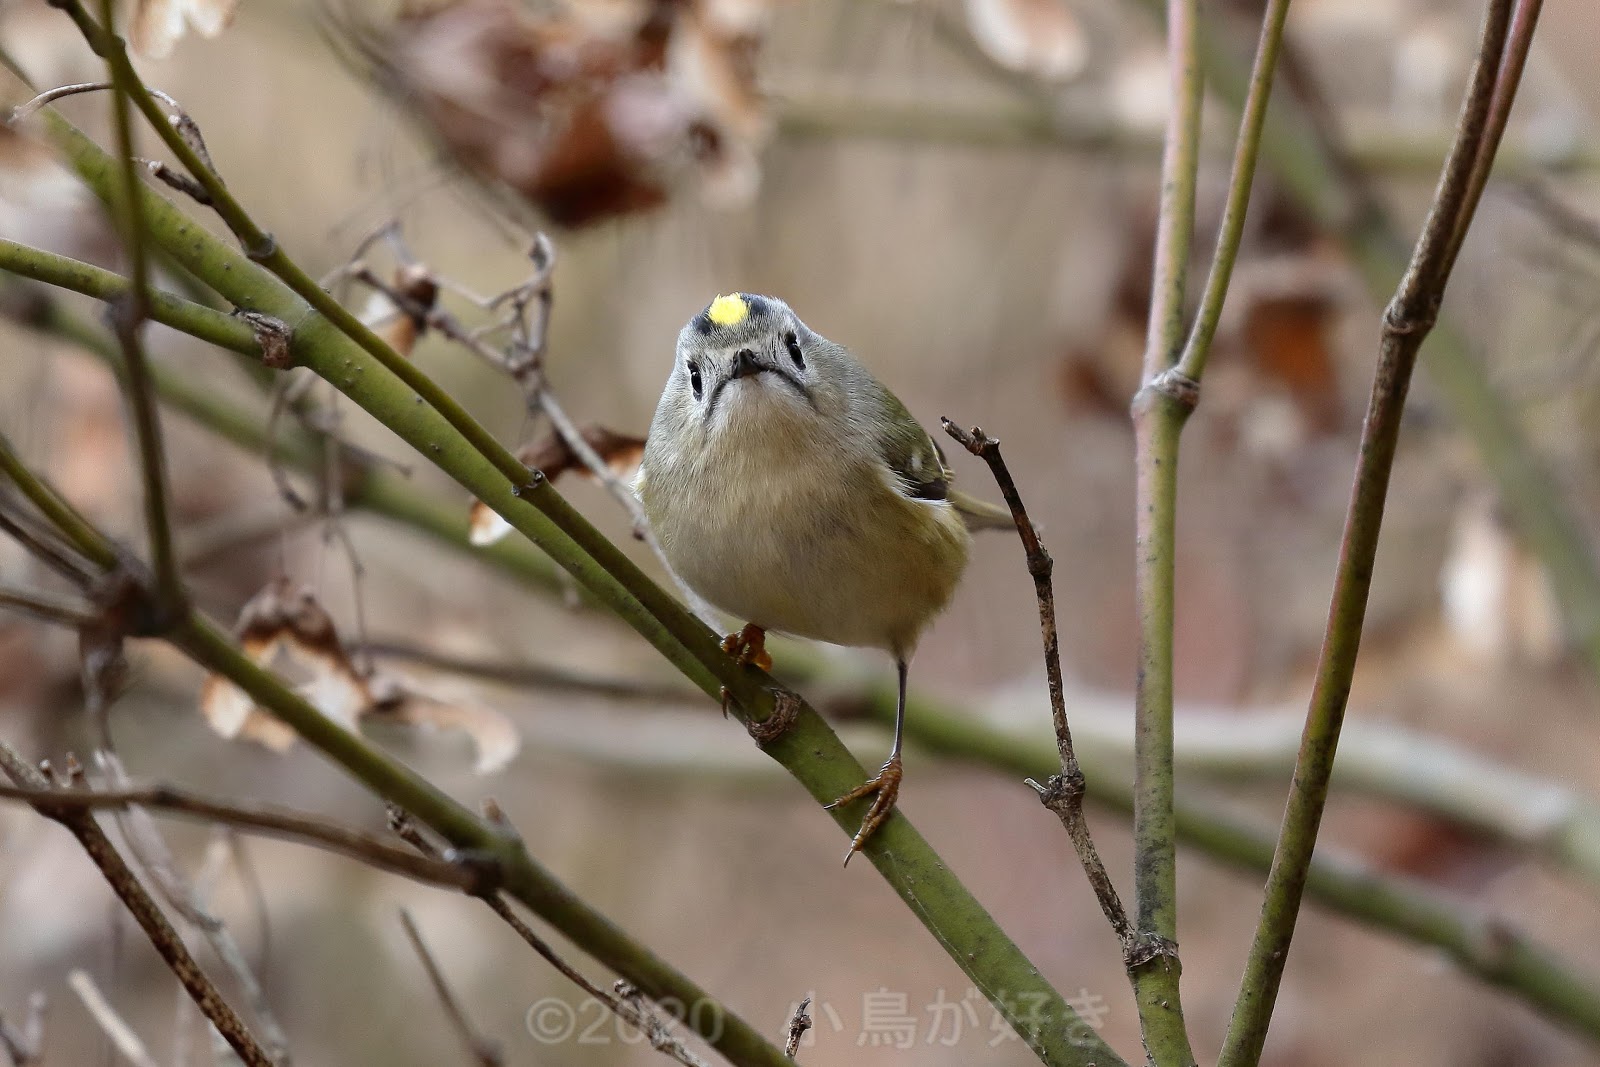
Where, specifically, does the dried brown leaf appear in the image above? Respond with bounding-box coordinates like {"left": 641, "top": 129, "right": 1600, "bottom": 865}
{"left": 468, "top": 499, "right": 514, "bottom": 547}
{"left": 199, "top": 581, "right": 517, "bottom": 773}
{"left": 198, "top": 674, "right": 297, "bottom": 751}
{"left": 468, "top": 425, "right": 646, "bottom": 546}
{"left": 1242, "top": 293, "right": 1343, "bottom": 434}
{"left": 964, "top": 0, "right": 1088, "bottom": 82}
{"left": 131, "top": 0, "right": 241, "bottom": 60}
{"left": 371, "top": 673, "right": 521, "bottom": 775}
{"left": 522, "top": 425, "right": 647, "bottom": 483}
{"left": 354, "top": 0, "right": 766, "bottom": 226}
{"left": 199, "top": 579, "right": 370, "bottom": 749}
{"left": 357, "top": 263, "right": 440, "bottom": 359}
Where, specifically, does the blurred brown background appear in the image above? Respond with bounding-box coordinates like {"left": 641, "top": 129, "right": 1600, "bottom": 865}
{"left": 3, "top": 0, "right": 1600, "bottom": 1063}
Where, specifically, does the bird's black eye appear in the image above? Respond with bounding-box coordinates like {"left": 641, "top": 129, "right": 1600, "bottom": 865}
{"left": 687, "top": 361, "right": 703, "bottom": 399}
{"left": 784, "top": 331, "right": 804, "bottom": 369}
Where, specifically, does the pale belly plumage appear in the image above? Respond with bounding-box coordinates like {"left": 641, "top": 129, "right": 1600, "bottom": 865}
{"left": 639, "top": 421, "right": 969, "bottom": 658}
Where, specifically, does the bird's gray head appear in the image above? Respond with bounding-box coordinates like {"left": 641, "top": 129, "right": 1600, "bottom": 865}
{"left": 660, "top": 293, "right": 853, "bottom": 440}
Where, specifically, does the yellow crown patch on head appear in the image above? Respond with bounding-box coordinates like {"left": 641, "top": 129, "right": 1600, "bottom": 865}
{"left": 707, "top": 293, "right": 749, "bottom": 327}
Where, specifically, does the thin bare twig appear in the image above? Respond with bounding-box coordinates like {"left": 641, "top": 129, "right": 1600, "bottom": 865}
{"left": 171, "top": 834, "right": 236, "bottom": 1067}
{"left": 399, "top": 910, "right": 505, "bottom": 1067}
{"left": 1174, "top": 0, "right": 1294, "bottom": 381}
{"left": 361, "top": 639, "right": 697, "bottom": 703}
{"left": 0, "top": 779, "right": 487, "bottom": 892}
{"left": 1515, "top": 180, "right": 1600, "bottom": 249}
{"left": 66, "top": 971, "right": 158, "bottom": 1067}
{"left": 0, "top": 742, "right": 273, "bottom": 1067}
{"left": 1217, "top": 2, "right": 1531, "bottom": 1063}
{"left": 0, "top": 497, "right": 99, "bottom": 585}
{"left": 388, "top": 810, "right": 711, "bottom": 1067}
{"left": 0, "top": 585, "right": 96, "bottom": 627}
{"left": 0, "top": 431, "right": 119, "bottom": 570}
{"left": 940, "top": 420, "right": 1137, "bottom": 954}
{"left": 338, "top": 239, "right": 719, "bottom": 622}
{"left": 8, "top": 81, "right": 110, "bottom": 120}
{"left": 1441, "top": 0, "right": 1546, "bottom": 280}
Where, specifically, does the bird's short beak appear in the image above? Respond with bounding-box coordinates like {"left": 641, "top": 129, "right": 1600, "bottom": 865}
{"left": 729, "top": 348, "right": 762, "bottom": 381}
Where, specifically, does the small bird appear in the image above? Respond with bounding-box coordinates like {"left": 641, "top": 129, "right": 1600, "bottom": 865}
{"left": 636, "top": 292, "right": 1006, "bottom": 863}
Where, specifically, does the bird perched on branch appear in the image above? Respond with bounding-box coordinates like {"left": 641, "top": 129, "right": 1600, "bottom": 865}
{"left": 636, "top": 292, "right": 1006, "bottom": 864}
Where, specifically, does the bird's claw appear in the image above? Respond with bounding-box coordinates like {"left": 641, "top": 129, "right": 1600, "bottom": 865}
{"left": 824, "top": 753, "right": 903, "bottom": 867}
{"left": 721, "top": 623, "right": 772, "bottom": 672}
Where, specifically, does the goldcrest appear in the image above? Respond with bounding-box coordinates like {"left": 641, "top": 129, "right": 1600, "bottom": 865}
{"left": 636, "top": 292, "right": 1005, "bottom": 863}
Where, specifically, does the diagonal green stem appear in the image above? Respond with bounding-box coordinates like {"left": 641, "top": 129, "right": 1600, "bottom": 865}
{"left": 0, "top": 431, "right": 118, "bottom": 570}
{"left": 1174, "top": 0, "right": 1293, "bottom": 381}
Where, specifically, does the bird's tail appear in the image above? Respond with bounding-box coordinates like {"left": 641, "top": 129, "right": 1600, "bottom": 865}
{"left": 949, "top": 489, "right": 1015, "bottom": 533}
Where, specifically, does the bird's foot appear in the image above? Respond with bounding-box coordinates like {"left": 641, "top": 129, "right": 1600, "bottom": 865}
{"left": 824, "top": 752, "right": 903, "bottom": 867}
{"left": 720, "top": 623, "right": 772, "bottom": 672}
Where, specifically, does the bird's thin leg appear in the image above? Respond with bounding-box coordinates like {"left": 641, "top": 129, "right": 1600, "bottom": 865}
{"left": 825, "top": 658, "right": 908, "bottom": 866}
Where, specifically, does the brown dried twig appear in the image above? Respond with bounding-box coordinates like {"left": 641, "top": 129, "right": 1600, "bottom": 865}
{"left": 93, "top": 753, "right": 290, "bottom": 1066}
{"left": 940, "top": 421, "right": 1138, "bottom": 954}
{"left": 0, "top": 743, "right": 274, "bottom": 1067}
{"left": 0, "top": 778, "right": 486, "bottom": 892}
{"left": 361, "top": 639, "right": 695, "bottom": 704}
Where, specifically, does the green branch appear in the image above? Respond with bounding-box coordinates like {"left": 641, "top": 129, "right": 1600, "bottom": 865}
{"left": 1174, "top": 0, "right": 1292, "bottom": 381}
{"left": 92, "top": 0, "right": 184, "bottom": 619}
{"left": 1121, "top": 0, "right": 1215, "bottom": 1058}
{"left": 0, "top": 430, "right": 118, "bottom": 570}
{"left": 1218, "top": 2, "right": 1526, "bottom": 1062}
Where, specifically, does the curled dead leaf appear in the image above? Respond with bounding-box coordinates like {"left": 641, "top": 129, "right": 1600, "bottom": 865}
{"left": 341, "top": 0, "right": 769, "bottom": 226}
{"left": 370, "top": 673, "right": 521, "bottom": 775}
{"left": 524, "top": 424, "right": 648, "bottom": 483}
{"left": 357, "top": 263, "right": 440, "bottom": 359}
{"left": 468, "top": 425, "right": 646, "bottom": 547}
{"left": 199, "top": 673, "right": 297, "bottom": 751}
{"left": 198, "top": 579, "right": 518, "bottom": 772}
{"left": 964, "top": 0, "right": 1088, "bottom": 82}
{"left": 468, "top": 499, "right": 514, "bottom": 547}
{"left": 131, "top": 0, "right": 240, "bottom": 60}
